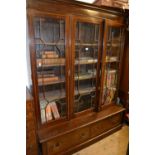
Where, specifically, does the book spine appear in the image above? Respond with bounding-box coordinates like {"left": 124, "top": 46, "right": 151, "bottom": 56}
{"left": 37, "top": 58, "right": 65, "bottom": 66}
{"left": 42, "top": 54, "right": 59, "bottom": 59}
{"left": 37, "top": 74, "right": 55, "bottom": 78}
{"left": 46, "top": 104, "right": 53, "bottom": 121}
{"left": 38, "top": 76, "right": 59, "bottom": 84}
{"left": 44, "top": 51, "right": 57, "bottom": 55}
{"left": 40, "top": 100, "right": 47, "bottom": 123}
{"left": 41, "top": 109, "right": 46, "bottom": 123}
{"left": 50, "top": 102, "right": 60, "bottom": 119}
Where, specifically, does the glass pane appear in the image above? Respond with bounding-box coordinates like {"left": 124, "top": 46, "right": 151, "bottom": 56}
{"left": 102, "top": 26, "right": 124, "bottom": 105}
{"left": 34, "top": 17, "right": 67, "bottom": 124}
{"left": 74, "top": 21, "right": 99, "bottom": 113}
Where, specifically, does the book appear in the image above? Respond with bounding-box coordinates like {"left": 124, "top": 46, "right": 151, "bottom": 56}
{"left": 44, "top": 51, "right": 57, "bottom": 55}
{"left": 46, "top": 104, "right": 53, "bottom": 121}
{"left": 37, "top": 58, "right": 65, "bottom": 66}
{"left": 42, "top": 51, "right": 59, "bottom": 59}
{"left": 104, "top": 89, "right": 116, "bottom": 104}
{"left": 37, "top": 73, "right": 55, "bottom": 78}
{"left": 38, "top": 76, "right": 59, "bottom": 84}
{"left": 106, "top": 56, "right": 119, "bottom": 62}
{"left": 40, "top": 100, "right": 47, "bottom": 123}
{"left": 42, "top": 54, "right": 59, "bottom": 59}
{"left": 75, "top": 58, "right": 98, "bottom": 64}
{"left": 41, "top": 109, "right": 46, "bottom": 123}
{"left": 50, "top": 102, "right": 60, "bottom": 119}
{"left": 104, "top": 69, "right": 117, "bottom": 88}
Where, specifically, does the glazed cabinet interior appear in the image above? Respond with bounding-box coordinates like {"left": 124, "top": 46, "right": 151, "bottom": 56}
{"left": 71, "top": 17, "right": 103, "bottom": 116}
{"left": 28, "top": 10, "right": 125, "bottom": 128}
{"left": 99, "top": 20, "right": 125, "bottom": 108}
{"left": 30, "top": 13, "right": 70, "bottom": 126}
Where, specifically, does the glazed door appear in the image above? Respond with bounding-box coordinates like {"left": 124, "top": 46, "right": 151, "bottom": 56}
{"left": 71, "top": 16, "right": 103, "bottom": 116}
{"left": 28, "top": 11, "right": 70, "bottom": 126}
{"left": 100, "top": 19, "right": 125, "bottom": 108}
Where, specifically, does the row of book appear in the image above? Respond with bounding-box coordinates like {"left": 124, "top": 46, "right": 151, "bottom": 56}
{"left": 38, "top": 75, "right": 60, "bottom": 85}
{"left": 102, "top": 69, "right": 117, "bottom": 104}
{"left": 106, "top": 56, "right": 119, "bottom": 62}
{"left": 37, "top": 58, "right": 65, "bottom": 67}
{"left": 103, "top": 88, "right": 116, "bottom": 105}
{"left": 40, "top": 101, "right": 60, "bottom": 123}
{"left": 104, "top": 69, "right": 117, "bottom": 88}
{"left": 37, "top": 51, "right": 65, "bottom": 67}
{"left": 75, "top": 58, "right": 98, "bottom": 64}
{"left": 41, "top": 51, "right": 59, "bottom": 58}
{"left": 38, "top": 69, "right": 96, "bottom": 85}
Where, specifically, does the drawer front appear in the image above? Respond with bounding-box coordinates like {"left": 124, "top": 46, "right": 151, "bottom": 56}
{"left": 90, "top": 113, "right": 122, "bottom": 138}
{"left": 47, "top": 127, "right": 90, "bottom": 155}
{"left": 45, "top": 113, "right": 122, "bottom": 155}
{"left": 72, "top": 127, "right": 90, "bottom": 145}
{"left": 47, "top": 133, "right": 74, "bottom": 154}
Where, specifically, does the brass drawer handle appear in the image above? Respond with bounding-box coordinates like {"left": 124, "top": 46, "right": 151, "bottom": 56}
{"left": 55, "top": 142, "right": 61, "bottom": 148}
{"left": 81, "top": 133, "right": 85, "bottom": 138}
{"left": 109, "top": 115, "right": 120, "bottom": 123}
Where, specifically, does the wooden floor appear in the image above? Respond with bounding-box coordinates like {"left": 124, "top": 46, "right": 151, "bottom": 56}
{"left": 73, "top": 125, "right": 129, "bottom": 155}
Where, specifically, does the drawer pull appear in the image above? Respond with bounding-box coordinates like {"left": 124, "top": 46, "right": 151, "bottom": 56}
{"left": 109, "top": 115, "right": 120, "bottom": 123}
{"left": 55, "top": 142, "right": 60, "bottom": 147}
{"left": 81, "top": 133, "right": 85, "bottom": 138}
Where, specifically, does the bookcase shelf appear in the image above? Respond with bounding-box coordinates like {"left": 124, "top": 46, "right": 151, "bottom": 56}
{"left": 107, "top": 42, "right": 121, "bottom": 47}
{"left": 35, "top": 42, "right": 65, "bottom": 46}
{"left": 37, "top": 58, "right": 98, "bottom": 68}
{"left": 75, "top": 87, "right": 96, "bottom": 97}
{"left": 39, "top": 87, "right": 95, "bottom": 103}
{"left": 38, "top": 78, "right": 65, "bottom": 86}
{"left": 75, "top": 43, "right": 98, "bottom": 46}
{"left": 75, "top": 58, "right": 98, "bottom": 65}
{"left": 75, "top": 73, "right": 96, "bottom": 81}
{"left": 105, "top": 56, "right": 119, "bottom": 63}
{"left": 39, "top": 90, "right": 66, "bottom": 102}
{"left": 38, "top": 73, "right": 96, "bottom": 87}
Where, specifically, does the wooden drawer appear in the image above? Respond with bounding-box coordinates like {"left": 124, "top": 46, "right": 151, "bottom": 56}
{"left": 47, "top": 132, "right": 74, "bottom": 154}
{"left": 47, "top": 127, "right": 90, "bottom": 155}
{"left": 90, "top": 113, "right": 122, "bottom": 138}
{"left": 72, "top": 126, "right": 90, "bottom": 145}
{"left": 26, "top": 119, "right": 35, "bottom": 131}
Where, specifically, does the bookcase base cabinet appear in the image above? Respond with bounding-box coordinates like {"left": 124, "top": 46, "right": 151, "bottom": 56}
{"left": 38, "top": 105, "right": 124, "bottom": 155}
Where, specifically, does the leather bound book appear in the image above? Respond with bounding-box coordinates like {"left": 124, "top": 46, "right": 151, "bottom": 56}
{"left": 50, "top": 102, "right": 60, "bottom": 119}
